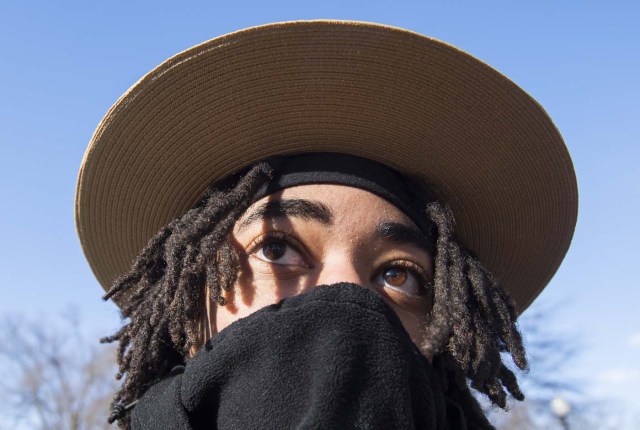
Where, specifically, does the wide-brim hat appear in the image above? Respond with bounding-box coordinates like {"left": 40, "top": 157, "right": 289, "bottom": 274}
{"left": 75, "top": 20, "right": 577, "bottom": 313}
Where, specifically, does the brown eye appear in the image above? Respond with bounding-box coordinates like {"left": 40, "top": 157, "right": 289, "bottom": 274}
{"left": 383, "top": 267, "right": 408, "bottom": 287}
{"left": 261, "top": 242, "right": 286, "bottom": 261}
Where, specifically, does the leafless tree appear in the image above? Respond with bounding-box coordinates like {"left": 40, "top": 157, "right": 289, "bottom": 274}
{"left": 487, "top": 303, "right": 638, "bottom": 429}
{"left": 483, "top": 302, "right": 581, "bottom": 429}
{"left": 0, "top": 312, "right": 117, "bottom": 430}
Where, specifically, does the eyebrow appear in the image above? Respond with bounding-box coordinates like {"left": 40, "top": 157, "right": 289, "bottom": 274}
{"left": 375, "top": 221, "right": 435, "bottom": 256}
{"left": 237, "top": 199, "right": 334, "bottom": 231}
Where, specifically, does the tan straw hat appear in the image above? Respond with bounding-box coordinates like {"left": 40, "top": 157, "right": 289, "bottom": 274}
{"left": 76, "top": 20, "right": 578, "bottom": 313}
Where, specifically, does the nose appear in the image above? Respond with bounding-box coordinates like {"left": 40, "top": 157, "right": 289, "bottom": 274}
{"left": 315, "top": 256, "right": 368, "bottom": 288}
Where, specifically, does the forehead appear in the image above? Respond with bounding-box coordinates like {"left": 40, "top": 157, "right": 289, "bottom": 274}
{"left": 242, "top": 183, "right": 418, "bottom": 228}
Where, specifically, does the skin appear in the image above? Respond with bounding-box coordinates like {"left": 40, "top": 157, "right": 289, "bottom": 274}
{"left": 207, "top": 184, "right": 434, "bottom": 347}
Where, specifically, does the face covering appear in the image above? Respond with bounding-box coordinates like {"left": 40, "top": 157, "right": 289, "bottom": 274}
{"left": 130, "top": 284, "right": 469, "bottom": 429}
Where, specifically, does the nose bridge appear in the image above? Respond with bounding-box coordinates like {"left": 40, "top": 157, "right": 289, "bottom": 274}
{"left": 316, "top": 254, "right": 367, "bottom": 287}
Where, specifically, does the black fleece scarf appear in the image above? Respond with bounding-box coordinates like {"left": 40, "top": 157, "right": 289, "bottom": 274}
{"left": 131, "top": 284, "right": 470, "bottom": 429}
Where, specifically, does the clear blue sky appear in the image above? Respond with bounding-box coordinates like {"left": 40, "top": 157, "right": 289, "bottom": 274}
{"left": 1, "top": 0, "right": 638, "bottom": 424}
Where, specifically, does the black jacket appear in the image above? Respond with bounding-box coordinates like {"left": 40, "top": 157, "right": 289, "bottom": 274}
{"left": 132, "top": 284, "right": 471, "bottom": 429}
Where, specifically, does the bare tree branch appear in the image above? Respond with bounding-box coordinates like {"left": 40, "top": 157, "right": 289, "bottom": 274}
{"left": 0, "top": 313, "right": 117, "bottom": 430}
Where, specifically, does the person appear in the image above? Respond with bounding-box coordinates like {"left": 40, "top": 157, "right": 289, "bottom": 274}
{"left": 75, "top": 21, "right": 578, "bottom": 429}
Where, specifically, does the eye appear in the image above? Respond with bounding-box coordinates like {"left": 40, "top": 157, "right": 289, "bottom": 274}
{"left": 376, "top": 262, "right": 428, "bottom": 296}
{"left": 250, "top": 233, "right": 308, "bottom": 267}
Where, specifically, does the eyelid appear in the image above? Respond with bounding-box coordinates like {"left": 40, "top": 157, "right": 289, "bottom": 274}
{"left": 383, "top": 259, "right": 429, "bottom": 279}
{"left": 247, "top": 231, "right": 291, "bottom": 253}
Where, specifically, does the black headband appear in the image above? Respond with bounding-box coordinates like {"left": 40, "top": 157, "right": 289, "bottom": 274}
{"left": 252, "top": 153, "right": 437, "bottom": 238}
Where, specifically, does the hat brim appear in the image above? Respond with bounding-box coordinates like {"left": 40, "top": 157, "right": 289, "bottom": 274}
{"left": 75, "top": 20, "right": 577, "bottom": 313}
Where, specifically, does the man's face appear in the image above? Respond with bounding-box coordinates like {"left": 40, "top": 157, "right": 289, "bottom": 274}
{"left": 211, "top": 184, "right": 433, "bottom": 346}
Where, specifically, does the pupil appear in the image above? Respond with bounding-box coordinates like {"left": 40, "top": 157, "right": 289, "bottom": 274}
{"left": 263, "top": 242, "right": 286, "bottom": 261}
{"left": 384, "top": 268, "right": 407, "bottom": 286}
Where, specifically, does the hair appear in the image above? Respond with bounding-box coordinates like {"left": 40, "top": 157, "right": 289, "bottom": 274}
{"left": 102, "top": 160, "right": 527, "bottom": 429}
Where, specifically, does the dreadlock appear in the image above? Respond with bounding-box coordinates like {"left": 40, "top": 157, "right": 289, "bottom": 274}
{"left": 102, "top": 161, "right": 527, "bottom": 429}
{"left": 424, "top": 201, "right": 527, "bottom": 429}
{"left": 101, "top": 162, "right": 274, "bottom": 427}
